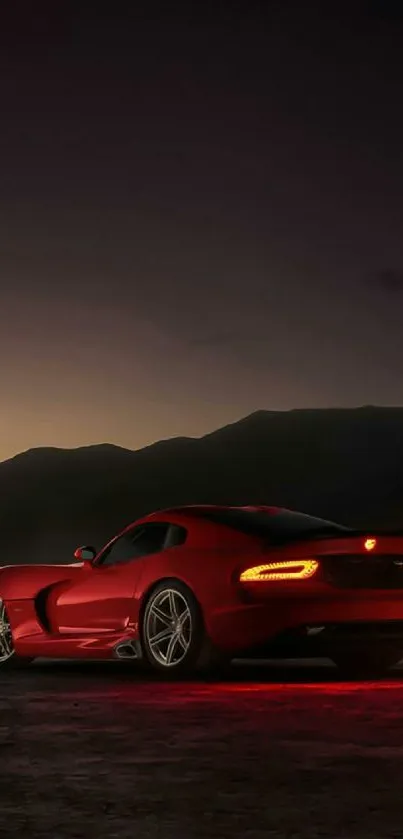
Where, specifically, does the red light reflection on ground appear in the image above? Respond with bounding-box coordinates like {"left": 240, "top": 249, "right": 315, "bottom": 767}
{"left": 211, "top": 679, "right": 403, "bottom": 694}
{"left": 69, "top": 676, "right": 403, "bottom": 709}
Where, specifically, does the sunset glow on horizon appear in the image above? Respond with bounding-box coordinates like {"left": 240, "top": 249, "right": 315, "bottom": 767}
{"left": 1, "top": 4, "right": 403, "bottom": 461}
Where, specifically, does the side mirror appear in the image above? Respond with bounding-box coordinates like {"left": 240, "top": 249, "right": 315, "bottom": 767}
{"left": 74, "top": 545, "right": 96, "bottom": 564}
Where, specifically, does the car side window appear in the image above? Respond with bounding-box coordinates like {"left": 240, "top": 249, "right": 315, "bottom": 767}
{"left": 99, "top": 531, "right": 142, "bottom": 567}
{"left": 128, "top": 524, "right": 170, "bottom": 559}
{"left": 164, "top": 524, "right": 187, "bottom": 549}
{"left": 98, "top": 522, "right": 186, "bottom": 567}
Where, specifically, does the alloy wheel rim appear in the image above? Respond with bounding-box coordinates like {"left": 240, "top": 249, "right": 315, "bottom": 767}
{"left": 0, "top": 601, "right": 14, "bottom": 663}
{"left": 145, "top": 589, "right": 192, "bottom": 667}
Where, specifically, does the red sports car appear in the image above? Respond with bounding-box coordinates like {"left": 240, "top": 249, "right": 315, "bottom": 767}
{"left": 1, "top": 504, "right": 403, "bottom": 678}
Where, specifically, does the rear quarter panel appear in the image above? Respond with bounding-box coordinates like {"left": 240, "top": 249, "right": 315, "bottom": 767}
{"left": 136, "top": 545, "right": 250, "bottom": 615}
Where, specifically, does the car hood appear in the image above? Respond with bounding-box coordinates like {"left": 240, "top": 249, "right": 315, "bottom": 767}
{"left": 0, "top": 562, "right": 86, "bottom": 600}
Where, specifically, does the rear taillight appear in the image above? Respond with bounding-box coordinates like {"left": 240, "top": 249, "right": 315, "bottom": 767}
{"left": 240, "top": 559, "right": 319, "bottom": 582}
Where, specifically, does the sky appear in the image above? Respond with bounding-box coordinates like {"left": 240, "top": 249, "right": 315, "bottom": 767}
{"left": 1, "top": 0, "right": 403, "bottom": 460}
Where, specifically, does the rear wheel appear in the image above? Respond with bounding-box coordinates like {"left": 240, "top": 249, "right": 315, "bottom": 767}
{"left": 332, "top": 650, "right": 400, "bottom": 679}
{"left": 141, "top": 580, "right": 223, "bottom": 677}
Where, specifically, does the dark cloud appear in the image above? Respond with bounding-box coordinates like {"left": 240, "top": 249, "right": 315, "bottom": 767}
{"left": 367, "top": 270, "right": 403, "bottom": 293}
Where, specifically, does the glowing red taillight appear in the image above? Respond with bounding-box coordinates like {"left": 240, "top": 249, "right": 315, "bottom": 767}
{"left": 239, "top": 559, "right": 319, "bottom": 582}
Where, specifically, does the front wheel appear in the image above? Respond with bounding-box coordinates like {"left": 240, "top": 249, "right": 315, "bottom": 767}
{"left": 0, "top": 600, "right": 34, "bottom": 670}
{"left": 332, "top": 650, "right": 400, "bottom": 679}
{"left": 141, "top": 580, "right": 210, "bottom": 677}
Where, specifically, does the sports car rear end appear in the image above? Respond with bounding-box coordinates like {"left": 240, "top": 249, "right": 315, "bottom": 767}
{"left": 197, "top": 507, "right": 403, "bottom": 672}
{"left": 236, "top": 533, "right": 403, "bottom": 661}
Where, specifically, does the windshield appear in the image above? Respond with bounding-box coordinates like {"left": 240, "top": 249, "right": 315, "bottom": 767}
{"left": 197, "top": 508, "right": 351, "bottom": 544}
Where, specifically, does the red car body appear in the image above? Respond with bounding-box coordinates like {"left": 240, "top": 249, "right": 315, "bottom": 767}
{"left": 2, "top": 504, "right": 403, "bottom": 674}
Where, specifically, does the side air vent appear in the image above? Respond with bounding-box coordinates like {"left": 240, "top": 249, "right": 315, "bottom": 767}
{"left": 34, "top": 586, "right": 54, "bottom": 632}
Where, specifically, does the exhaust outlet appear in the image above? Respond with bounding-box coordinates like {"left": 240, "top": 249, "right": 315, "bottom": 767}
{"left": 306, "top": 625, "right": 325, "bottom": 636}
{"left": 114, "top": 641, "right": 138, "bottom": 660}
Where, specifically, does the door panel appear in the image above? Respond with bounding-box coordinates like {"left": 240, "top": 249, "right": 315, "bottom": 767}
{"left": 47, "top": 522, "right": 180, "bottom": 635}
{"left": 47, "top": 560, "right": 144, "bottom": 634}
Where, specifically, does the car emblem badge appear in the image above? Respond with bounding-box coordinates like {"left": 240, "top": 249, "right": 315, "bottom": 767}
{"left": 364, "top": 538, "right": 377, "bottom": 552}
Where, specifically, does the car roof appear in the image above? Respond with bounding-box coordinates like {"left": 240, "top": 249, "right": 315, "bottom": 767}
{"left": 142, "top": 504, "right": 283, "bottom": 520}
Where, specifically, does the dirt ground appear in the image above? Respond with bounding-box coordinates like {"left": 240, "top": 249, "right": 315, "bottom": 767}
{"left": 1, "top": 659, "right": 403, "bottom": 839}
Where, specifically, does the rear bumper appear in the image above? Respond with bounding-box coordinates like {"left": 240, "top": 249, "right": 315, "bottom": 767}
{"left": 207, "top": 592, "right": 403, "bottom": 655}
{"left": 245, "top": 621, "right": 403, "bottom": 659}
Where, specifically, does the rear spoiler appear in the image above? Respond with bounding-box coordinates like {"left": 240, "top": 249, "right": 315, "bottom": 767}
{"left": 262, "top": 528, "right": 403, "bottom": 548}
{"left": 349, "top": 529, "right": 403, "bottom": 537}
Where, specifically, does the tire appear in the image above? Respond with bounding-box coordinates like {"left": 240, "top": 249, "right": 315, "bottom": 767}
{"left": 141, "top": 580, "right": 209, "bottom": 677}
{"left": 332, "top": 650, "right": 400, "bottom": 679}
{"left": 0, "top": 600, "right": 34, "bottom": 670}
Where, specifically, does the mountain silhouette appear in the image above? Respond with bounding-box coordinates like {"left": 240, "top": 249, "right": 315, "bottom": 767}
{"left": 2, "top": 406, "right": 403, "bottom": 564}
